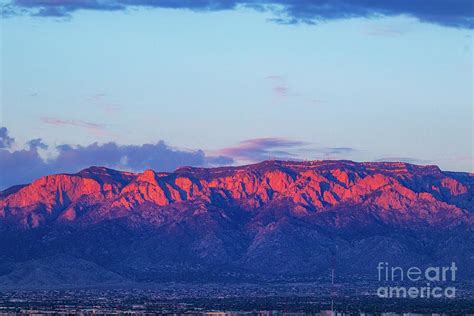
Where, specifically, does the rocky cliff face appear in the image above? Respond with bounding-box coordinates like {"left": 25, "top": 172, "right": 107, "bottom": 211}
{"left": 0, "top": 160, "right": 473, "bottom": 287}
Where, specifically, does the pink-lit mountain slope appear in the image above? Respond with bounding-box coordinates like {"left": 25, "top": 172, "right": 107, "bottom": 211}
{"left": 0, "top": 160, "right": 473, "bottom": 287}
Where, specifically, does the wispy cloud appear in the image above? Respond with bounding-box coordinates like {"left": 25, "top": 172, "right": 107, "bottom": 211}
{"left": 218, "top": 138, "right": 356, "bottom": 163}
{"left": 2, "top": 0, "right": 472, "bottom": 29}
{"left": 320, "top": 147, "right": 355, "bottom": 155}
{"left": 41, "top": 117, "right": 106, "bottom": 136}
{"left": 42, "top": 117, "right": 103, "bottom": 129}
{"left": 373, "top": 157, "right": 430, "bottom": 165}
{"left": 273, "top": 85, "right": 289, "bottom": 97}
{"left": 218, "top": 137, "right": 308, "bottom": 162}
{"left": 266, "top": 75, "right": 290, "bottom": 100}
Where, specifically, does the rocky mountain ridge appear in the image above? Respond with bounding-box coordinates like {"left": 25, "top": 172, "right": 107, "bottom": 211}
{"left": 0, "top": 160, "right": 473, "bottom": 288}
{"left": 1, "top": 160, "right": 472, "bottom": 229}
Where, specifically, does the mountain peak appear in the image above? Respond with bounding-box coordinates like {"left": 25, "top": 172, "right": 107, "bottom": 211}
{"left": 137, "top": 169, "right": 157, "bottom": 183}
{"left": 1, "top": 160, "right": 472, "bottom": 230}
{"left": 0, "top": 160, "right": 473, "bottom": 285}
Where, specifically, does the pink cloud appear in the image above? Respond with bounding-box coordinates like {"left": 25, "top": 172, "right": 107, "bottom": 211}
{"left": 273, "top": 85, "right": 289, "bottom": 97}
{"left": 218, "top": 137, "right": 308, "bottom": 162}
{"left": 266, "top": 75, "right": 289, "bottom": 99}
{"left": 218, "top": 137, "right": 356, "bottom": 163}
{"left": 41, "top": 117, "right": 106, "bottom": 137}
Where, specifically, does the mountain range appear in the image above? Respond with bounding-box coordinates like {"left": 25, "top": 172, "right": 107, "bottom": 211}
{"left": 0, "top": 160, "right": 473, "bottom": 288}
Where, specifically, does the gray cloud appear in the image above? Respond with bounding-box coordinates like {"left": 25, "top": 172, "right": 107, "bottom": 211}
{"left": 2, "top": 0, "right": 473, "bottom": 29}
{"left": 0, "top": 127, "right": 233, "bottom": 189}
{"left": 373, "top": 156, "right": 430, "bottom": 165}
{"left": 217, "top": 138, "right": 356, "bottom": 162}
{"left": 320, "top": 147, "right": 355, "bottom": 155}
{"left": 27, "top": 138, "right": 48, "bottom": 150}
{"left": 0, "top": 127, "right": 14, "bottom": 149}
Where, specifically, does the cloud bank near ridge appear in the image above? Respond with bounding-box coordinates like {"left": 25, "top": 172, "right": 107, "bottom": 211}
{"left": 0, "top": 127, "right": 232, "bottom": 189}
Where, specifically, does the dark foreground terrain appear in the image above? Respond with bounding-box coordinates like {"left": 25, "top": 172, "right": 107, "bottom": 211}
{"left": 1, "top": 285, "right": 474, "bottom": 314}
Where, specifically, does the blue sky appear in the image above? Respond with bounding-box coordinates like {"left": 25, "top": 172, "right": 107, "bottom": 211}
{"left": 0, "top": 1, "right": 473, "bottom": 188}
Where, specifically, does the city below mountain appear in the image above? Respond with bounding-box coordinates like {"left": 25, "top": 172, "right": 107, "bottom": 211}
{"left": 0, "top": 160, "right": 473, "bottom": 289}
